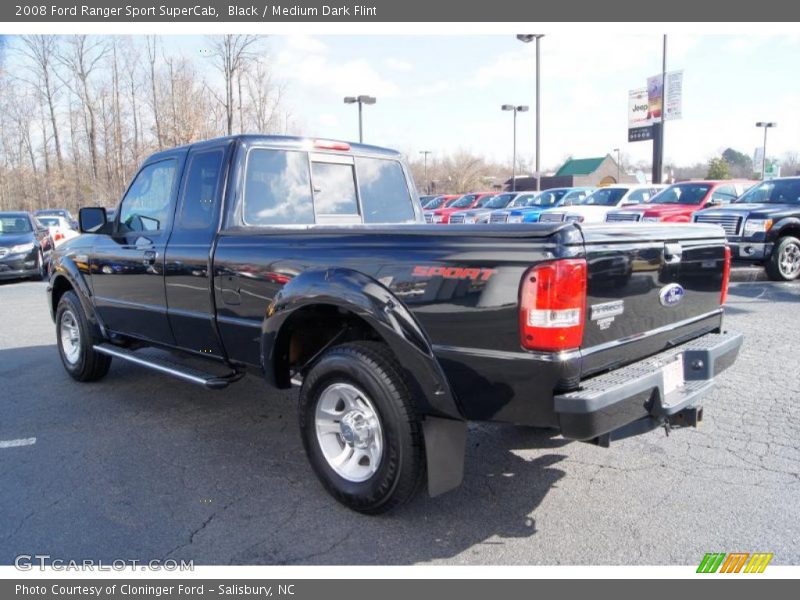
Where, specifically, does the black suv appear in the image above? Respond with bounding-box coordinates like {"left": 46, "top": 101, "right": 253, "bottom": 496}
{"left": 694, "top": 177, "right": 800, "bottom": 281}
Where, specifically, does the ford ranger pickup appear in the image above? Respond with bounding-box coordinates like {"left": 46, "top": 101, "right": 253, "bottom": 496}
{"left": 48, "top": 135, "right": 743, "bottom": 514}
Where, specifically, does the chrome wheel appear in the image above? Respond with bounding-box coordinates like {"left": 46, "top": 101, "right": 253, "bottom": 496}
{"left": 60, "top": 309, "right": 81, "bottom": 365}
{"left": 315, "top": 382, "right": 384, "bottom": 483}
{"left": 779, "top": 242, "right": 800, "bottom": 279}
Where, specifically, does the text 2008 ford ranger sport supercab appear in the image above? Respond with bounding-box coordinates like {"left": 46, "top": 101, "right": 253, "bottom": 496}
{"left": 48, "top": 135, "right": 743, "bottom": 514}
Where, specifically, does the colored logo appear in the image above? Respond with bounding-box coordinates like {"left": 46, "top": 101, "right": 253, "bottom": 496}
{"left": 659, "top": 283, "right": 685, "bottom": 307}
{"left": 697, "top": 552, "right": 773, "bottom": 573}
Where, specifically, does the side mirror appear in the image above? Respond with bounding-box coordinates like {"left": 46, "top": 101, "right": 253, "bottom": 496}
{"left": 79, "top": 207, "right": 108, "bottom": 234}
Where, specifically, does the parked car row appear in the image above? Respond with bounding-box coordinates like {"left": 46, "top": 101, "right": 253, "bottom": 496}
{"left": 419, "top": 177, "right": 800, "bottom": 282}
{"left": 0, "top": 208, "right": 80, "bottom": 281}
{"left": 421, "top": 184, "right": 668, "bottom": 225}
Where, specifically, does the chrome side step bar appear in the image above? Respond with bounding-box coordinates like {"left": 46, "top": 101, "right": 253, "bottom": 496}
{"left": 93, "top": 344, "right": 242, "bottom": 389}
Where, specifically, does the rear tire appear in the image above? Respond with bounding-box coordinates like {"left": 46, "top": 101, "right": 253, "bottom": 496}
{"left": 766, "top": 236, "right": 800, "bottom": 281}
{"left": 56, "top": 291, "right": 112, "bottom": 382}
{"left": 298, "top": 341, "right": 425, "bottom": 514}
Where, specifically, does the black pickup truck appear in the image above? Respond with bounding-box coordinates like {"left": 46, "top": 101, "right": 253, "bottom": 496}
{"left": 694, "top": 176, "right": 800, "bottom": 281}
{"left": 48, "top": 135, "right": 743, "bottom": 514}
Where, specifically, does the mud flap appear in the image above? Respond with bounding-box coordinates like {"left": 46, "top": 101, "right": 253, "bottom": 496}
{"left": 422, "top": 416, "right": 468, "bottom": 497}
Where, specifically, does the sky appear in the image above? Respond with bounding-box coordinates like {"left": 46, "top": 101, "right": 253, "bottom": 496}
{"left": 12, "top": 33, "right": 800, "bottom": 173}
{"left": 243, "top": 34, "right": 800, "bottom": 171}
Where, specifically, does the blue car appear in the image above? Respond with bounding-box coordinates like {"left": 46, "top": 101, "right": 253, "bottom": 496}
{"left": 490, "top": 187, "right": 595, "bottom": 223}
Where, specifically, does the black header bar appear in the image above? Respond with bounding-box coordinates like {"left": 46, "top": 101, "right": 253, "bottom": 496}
{"left": 4, "top": 0, "right": 800, "bottom": 22}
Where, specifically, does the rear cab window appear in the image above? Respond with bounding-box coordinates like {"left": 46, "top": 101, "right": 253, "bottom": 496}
{"left": 241, "top": 145, "right": 416, "bottom": 227}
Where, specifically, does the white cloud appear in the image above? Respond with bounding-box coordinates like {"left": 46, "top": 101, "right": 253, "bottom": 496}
{"left": 318, "top": 113, "right": 339, "bottom": 128}
{"left": 276, "top": 52, "right": 399, "bottom": 98}
{"left": 385, "top": 57, "right": 413, "bottom": 71}
{"left": 284, "top": 34, "right": 327, "bottom": 54}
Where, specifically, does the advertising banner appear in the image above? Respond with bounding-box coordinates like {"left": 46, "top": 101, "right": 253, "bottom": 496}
{"left": 628, "top": 87, "right": 653, "bottom": 142}
{"left": 664, "top": 70, "right": 684, "bottom": 120}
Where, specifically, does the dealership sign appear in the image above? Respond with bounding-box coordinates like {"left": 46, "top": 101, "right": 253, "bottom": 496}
{"left": 628, "top": 88, "right": 652, "bottom": 142}
{"left": 628, "top": 71, "right": 683, "bottom": 142}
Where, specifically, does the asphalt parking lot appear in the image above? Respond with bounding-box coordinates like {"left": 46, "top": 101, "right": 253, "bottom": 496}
{"left": 1, "top": 270, "right": 798, "bottom": 566}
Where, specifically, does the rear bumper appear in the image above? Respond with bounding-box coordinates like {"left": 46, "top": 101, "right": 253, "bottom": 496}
{"left": 555, "top": 330, "right": 743, "bottom": 442}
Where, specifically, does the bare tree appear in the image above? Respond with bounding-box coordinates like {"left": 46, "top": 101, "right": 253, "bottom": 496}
{"left": 56, "top": 35, "right": 109, "bottom": 180}
{"left": 145, "top": 36, "right": 163, "bottom": 150}
{"left": 207, "top": 34, "right": 260, "bottom": 135}
{"left": 19, "top": 35, "right": 65, "bottom": 172}
{"left": 244, "top": 57, "right": 284, "bottom": 133}
{"left": 0, "top": 34, "right": 289, "bottom": 211}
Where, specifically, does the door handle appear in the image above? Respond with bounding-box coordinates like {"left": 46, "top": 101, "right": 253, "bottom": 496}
{"left": 143, "top": 250, "right": 158, "bottom": 266}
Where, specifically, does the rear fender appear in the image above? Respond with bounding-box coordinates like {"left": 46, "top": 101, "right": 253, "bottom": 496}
{"left": 261, "top": 267, "right": 467, "bottom": 497}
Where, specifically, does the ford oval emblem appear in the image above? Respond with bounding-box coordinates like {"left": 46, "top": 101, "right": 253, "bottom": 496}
{"left": 659, "top": 283, "right": 685, "bottom": 307}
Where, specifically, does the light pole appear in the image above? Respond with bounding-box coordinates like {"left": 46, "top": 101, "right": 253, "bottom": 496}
{"left": 755, "top": 122, "right": 777, "bottom": 178}
{"left": 502, "top": 104, "right": 529, "bottom": 191}
{"left": 517, "top": 34, "right": 544, "bottom": 190}
{"left": 613, "top": 148, "right": 621, "bottom": 182}
{"left": 343, "top": 95, "right": 376, "bottom": 143}
{"left": 420, "top": 150, "right": 432, "bottom": 193}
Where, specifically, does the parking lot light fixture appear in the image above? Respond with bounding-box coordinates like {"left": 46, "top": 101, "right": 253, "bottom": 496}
{"left": 420, "top": 150, "right": 433, "bottom": 194}
{"left": 502, "top": 105, "right": 529, "bottom": 192}
{"left": 517, "top": 34, "right": 544, "bottom": 191}
{"left": 343, "top": 95, "right": 377, "bottom": 143}
{"left": 755, "top": 122, "right": 777, "bottom": 179}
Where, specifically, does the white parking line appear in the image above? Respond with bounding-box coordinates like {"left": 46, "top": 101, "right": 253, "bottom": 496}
{"left": 0, "top": 437, "right": 37, "bottom": 449}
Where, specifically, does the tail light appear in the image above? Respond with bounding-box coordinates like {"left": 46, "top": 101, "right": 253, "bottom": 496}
{"left": 720, "top": 246, "right": 731, "bottom": 305}
{"left": 54, "top": 232, "right": 64, "bottom": 241}
{"left": 519, "top": 258, "right": 587, "bottom": 352}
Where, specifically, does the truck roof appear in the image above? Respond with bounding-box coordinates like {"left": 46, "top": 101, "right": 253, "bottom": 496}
{"left": 146, "top": 134, "right": 401, "bottom": 162}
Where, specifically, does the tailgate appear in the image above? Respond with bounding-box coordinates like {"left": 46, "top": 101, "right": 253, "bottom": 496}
{"left": 577, "top": 223, "right": 728, "bottom": 379}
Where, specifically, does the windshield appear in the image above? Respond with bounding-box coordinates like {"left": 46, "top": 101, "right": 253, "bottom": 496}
{"left": 577, "top": 188, "right": 628, "bottom": 207}
{"left": 451, "top": 194, "right": 479, "bottom": 208}
{"left": 483, "top": 193, "right": 516, "bottom": 208}
{"left": 37, "top": 217, "right": 61, "bottom": 227}
{"left": 651, "top": 183, "right": 712, "bottom": 205}
{"left": 423, "top": 196, "right": 445, "bottom": 209}
{"left": 0, "top": 215, "right": 32, "bottom": 234}
{"left": 474, "top": 194, "right": 497, "bottom": 208}
{"left": 534, "top": 189, "right": 569, "bottom": 207}
{"left": 735, "top": 179, "right": 800, "bottom": 205}
{"left": 507, "top": 193, "right": 535, "bottom": 207}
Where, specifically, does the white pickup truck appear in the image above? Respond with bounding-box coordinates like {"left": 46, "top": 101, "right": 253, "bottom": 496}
{"left": 538, "top": 184, "right": 666, "bottom": 223}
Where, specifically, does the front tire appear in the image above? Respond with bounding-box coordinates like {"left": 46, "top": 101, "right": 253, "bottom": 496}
{"left": 56, "top": 291, "right": 112, "bottom": 382}
{"left": 766, "top": 236, "right": 800, "bottom": 281}
{"left": 298, "top": 341, "right": 425, "bottom": 514}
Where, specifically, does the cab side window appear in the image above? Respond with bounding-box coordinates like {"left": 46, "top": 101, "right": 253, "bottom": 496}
{"left": 178, "top": 149, "right": 224, "bottom": 230}
{"left": 244, "top": 149, "right": 314, "bottom": 226}
{"left": 118, "top": 159, "right": 177, "bottom": 234}
{"left": 356, "top": 158, "right": 415, "bottom": 223}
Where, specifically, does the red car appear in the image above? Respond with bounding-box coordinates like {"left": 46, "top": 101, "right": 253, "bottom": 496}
{"left": 428, "top": 192, "right": 496, "bottom": 224}
{"left": 422, "top": 195, "right": 460, "bottom": 223}
{"left": 606, "top": 180, "right": 757, "bottom": 223}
